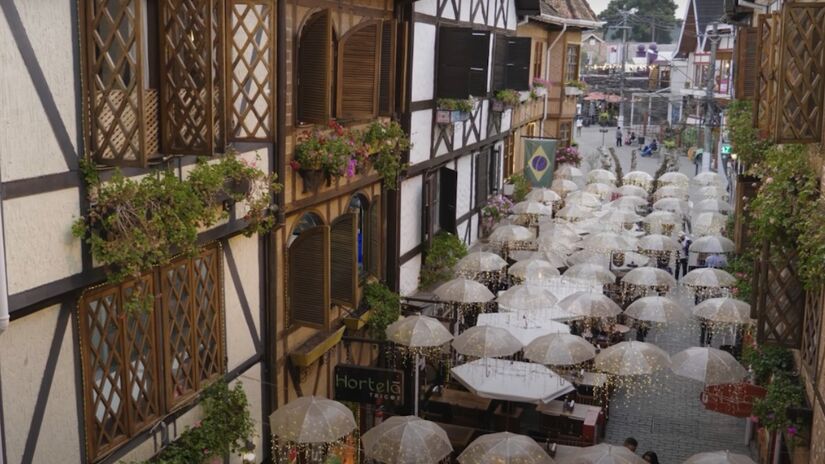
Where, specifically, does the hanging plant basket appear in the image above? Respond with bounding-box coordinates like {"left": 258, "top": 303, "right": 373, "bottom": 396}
{"left": 298, "top": 168, "right": 326, "bottom": 193}
{"left": 491, "top": 99, "right": 506, "bottom": 113}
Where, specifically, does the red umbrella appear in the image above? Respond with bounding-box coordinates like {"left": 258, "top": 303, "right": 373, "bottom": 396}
{"left": 700, "top": 383, "right": 767, "bottom": 417}
{"left": 584, "top": 91, "right": 605, "bottom": 101}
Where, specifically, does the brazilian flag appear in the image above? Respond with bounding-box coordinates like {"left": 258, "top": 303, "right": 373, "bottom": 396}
{"left": 523, "top": 137, "right": 558, "bottom": 187}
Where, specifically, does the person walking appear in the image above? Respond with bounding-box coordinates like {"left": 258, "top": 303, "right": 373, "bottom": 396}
{"left": 642, "top": 451, "right": 660, "bottom": 464}
{"left": 576, "top": 118, "right": 583, "bottom": 137}
{"left": 694, "top": 149, "right": 703, "bottom": 175}
{"left": 616, "top": 126, "right": 623, "bottom": 147}
{"left": 675, "top": 233, "right": 691, "bottom": 279}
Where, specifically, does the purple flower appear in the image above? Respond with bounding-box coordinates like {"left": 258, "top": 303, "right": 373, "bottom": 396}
{"left": 346, "top": 158, "right": 357, "bottom": 177}
{"left": 787, "top": 426, "right": 798, "bottom": 436}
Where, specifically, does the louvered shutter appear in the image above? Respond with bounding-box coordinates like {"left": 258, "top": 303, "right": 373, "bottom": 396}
{"left": 492, "top": 34, "right": 508, "bottom": 91}
{"left": 331, "top": 213, "right": 358, "bottom": 306}
{"left": 735, "top": 27, "right": 758, "bottom": 99}
{"left": 488, "top": 147, "right": 500, "bottom": 194}
{"left": 298, "top": 11, "right": 332, "bottom": 124}
{"left": 378, "top": 22, "right": 396, "bottom": 115}
{"left": 367, "top": 196, "right": 382, "bottom": 278}
{"left": 340, "top": 22, "right": 380, "bottom": 119}
{"left": 395, "top": 21, "right": 409, "bottom": 113}
{"left": 468, "top": 31, "right": 491, "bottom": 97}
{"left": 439, "top": 168, "right": 458, "bottom": 234}
{"left": 475, "top": 150, "right": 489, "bottom": 206}
{"left": 160, "top": 0, "right": 222, "bottom": 155}
{"left": 506, "top": 37, "right": 531, "bottom": 90}
{"left": 288, "top": 226, "right": 330, "bottom": 327}
{"left": 437, "top": 28, "right": 471, "bottom": 99}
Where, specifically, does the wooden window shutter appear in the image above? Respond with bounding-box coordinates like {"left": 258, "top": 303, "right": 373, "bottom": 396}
{"left": 228, "top": 0, "right": 276, "bottom": 141}
{"left": 330, "top": 213, "right": 358, "bottom": 306}
{"left": 735, "top": 27, "right": 758, "bottom": 99}
{"left": 468, "top": 31, "right": 491, "bottom": 97}
{"left": 439, "top": 167, "right": 457, "bottom": 234}
{"left": 437, "top": 28, "right": 489, "bottom": 99}
{"left": 488, "top": 147, "right": 500, "bottom": 194}
{"left": 492, "top": 34, "right": 508, "bottom": 91}
{"left": 288, "top": 226, "right": 330, "bottom": 327}
{"left": 378, "top": 21, "right": 396, "bottom": 115}
{"left": 159, "top": 0, "right": 221, "bottom": 155}
{"left": 506, "top": 37, "right": 531, "bottom": 90}
{"left": 475, "top": 150, "right": 489, "bottom": 207}
{"left": 367, "top": 196, "right": 383, "bottom": 278}
{"left": 774, "top": 4, "right": 825, "bottom": 144}
{"left": 395, "top": 21, "right": 409, "bottom": 113}
{"left": 298, "top": 11, "right": 332, "bottom": 124}
{"left": 339, "top": 22, "right": 380, "bottom": 119}
{"left": 86, "top": 0, "right": 154, "bottom": 167}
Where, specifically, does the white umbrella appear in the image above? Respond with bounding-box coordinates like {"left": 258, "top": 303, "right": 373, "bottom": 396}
{"left": 625, "top": 296, "right": 687, "bottom": 324}
{"left": 682, "top": 268, "right": 736, "bottom": 288}
{"left": 497, "top": 284, "right": 559, "bottom": 311}
{"left": 654, "top": 185, "right": 688, "bottom": 201}
{"left": 622, "top": 266, "right": 677, "bottom": 288}
{"left": 692, "top": 212, "right": 728, "bottom": 236}
{"left": 587, "top": 169, "right": 617, "bottom": 184}
{"left": 653, "top": 197, "right": 689, "bottom": 215}
{"left": 643, "top": 210, "right": 679, "bottom": 226}
{"left": 536, "top": 235, "right": 581, "bottom": 255}
{"left": 525, "top": 333, "right": 596, "bottom": 366}
{"left": 551, "top": 178, "right": 579, "bottom": 196}
{"left": 555, "top": 164, "right": 584, "bottom": 182}
{"left": 513, "top": 250, "right": 568, "bottom": 269}
{"left": 566, "top": 191, "right": 603, "bottom": 208}
{"left": 539, "top": 222, "right": 582, "bottom": 243}
{"left": 692, "top": 298, "right": 751, "bottom": 324}
{"left": 434, "top": 278, "right": 496, "bottom": 303}
{"left": 490, "top": 224, "right": 534, "bottom": 243}
{"left": 683, "top": 450, "right": 756, "bottom": 464}
{"left": 453, "top": 325, "right": 522, "bottom": 358}
{"left": 559, "top": 443, "right": 646, "bottom": 464}
{"left": 564, "top": 263, "right": 616, "bottom": 284}
{"left": 270, "top": 396, "right": 356, "bottom": 444}
{"left": 455, "top": 252, "right": 508, "bottom": 274}
{"left": 585, "top": 182, "right": 617, "bottom": 200}
{"left": 598, "top": 209, "right": 642, "bottom": 225}
{"left": 513, "top": 200, "right": 553, "bottom": 216}
{"left": 557, "top": 204, "right": 595, "bottom": 221}
{"left": 595, "top": 341, "right": 671, "bottom": 376}
{"left": 583, "top": 232, "right": 635, "bottom": 252}
{"left": 623, "top": 171, "right": 653, "bottom": 189}
{"left": 361, "top": 416, "right": 453, "bottom": 464}
{"left": 609, "top": 196, "right": 648, "bottom": 211}
{"left": 509, "top": 259, "right": 561, "bottom": 280}
{"left": 690, "top": 235, "right": 735, "bottom": 253}
{"left": 671, "top": 347, "right": 749, "bottom": 385}
{"left": 526, "top": 188, "right": 562, "bottom": 204}
{"left": 452, "top": 358, "right": 575, "bottom": 405}
{"left": 566, "top": 250, "right": 649, "bottom": 268}
{"left": 559, "top": 291, "right": 622, "bottom": 318}
{"left": 476, "top": 311, "right": 572, "bottom": 346}
{"left": 459, "top": 432, "right": 555, "bottom": 464}
{"left": 694, "top": 186, "right": 730, "bottom": 200}
{"left": 617, "top": 185, "right": 649, "bottom": 198}
{"left": 694, "top": 199, "right": 732, "bottom": 214}
{"left": 659, "top": 171, "right": 690, "bottom": 187}
{"left": 638, "top": 234, "right": 680, "bottom": 252}
{"left": 693, "top": 171, "right": 724, "bottom": 186}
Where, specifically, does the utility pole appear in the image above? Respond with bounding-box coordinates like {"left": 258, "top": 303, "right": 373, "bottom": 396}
{"left": 703, "top": 22, "right": 720, "bottom": 173}
{"left": 613, "top": 8, "right": 635, "bottom": 128}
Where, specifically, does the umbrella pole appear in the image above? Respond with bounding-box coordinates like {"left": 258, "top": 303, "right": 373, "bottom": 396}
{"left": 414, "top": 353, "right": 420, "bottom": 416}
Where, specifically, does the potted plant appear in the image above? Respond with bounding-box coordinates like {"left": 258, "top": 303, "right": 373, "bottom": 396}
{"left": 491, "top": 89, "right": 520, "bottom": 112}
{"left": 555, "top": 145, "right": 582, "bottom": 167}
{"left": 418, "top": 232, "right": 468, "bottom": 289}
{"left": 532, "top": 78, "right": 549, "bottom": 97}
{"left": 361, "top": 121, "right": 412, "bottom": 190}
{"left": 506, "top": 173, "right": 531, "bottom": 202}
{"left": 564, "top": 80, "right": 587, "bottom": 96}
{"left": 362, "top": 281, "right": 401, "bottom": 339}
{"left": 291, "top": 120, "right": 358, "bottom": 192}
{"left": 481, "top": 194, "right": 513, "bottom": 238}
{"left": 436, "top": 98, "right": 474, "bottom": 124}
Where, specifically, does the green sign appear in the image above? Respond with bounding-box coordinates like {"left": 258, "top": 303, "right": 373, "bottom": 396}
{"left": 721, "top": 143, "right": 731, "bottom": 155}
{"left": 523, "top": 138, "right": 558, "bottom": 187}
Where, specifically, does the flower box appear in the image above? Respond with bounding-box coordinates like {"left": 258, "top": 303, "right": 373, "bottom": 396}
{"left": 343, "top": 308, "right": 373, "bottom": 331}
{"left": 435, "top": 109, "right": 469, "bottom": 124}
{"left": 564, "top": 86, "right": 584, "bottom": 97}
{"left": 533, "top": 87, "right": 547, "bottom": 97}
{"left": 289, "top": 325, "right": 346, "bottom": 367}
{"left": 519, "top": 91, "right": 531, "bottom": 102}
{"left": 491, "top": 99, "right": 507, "bottom": 112}
{"left": 297, "top": 168, "right": 327, "bottom": 193}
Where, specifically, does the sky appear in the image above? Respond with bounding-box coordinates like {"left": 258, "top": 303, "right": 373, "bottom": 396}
{"left": 587, "top": 0, "right": 689, "bottom": 19}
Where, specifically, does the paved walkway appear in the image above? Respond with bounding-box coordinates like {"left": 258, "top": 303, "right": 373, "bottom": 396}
{"left": 574, "top": 127, "right": 756, "bottom": 462}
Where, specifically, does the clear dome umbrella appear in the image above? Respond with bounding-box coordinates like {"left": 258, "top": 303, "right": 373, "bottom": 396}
{"left": 361, "top": 416, "right": 453, "bottom": 464}
{"left": 452, "top": 325, "right": 522, "bottom": 358}
{"left": 625, "top": 296, "right": 687, "bottom": 324}
{"left": 458, "top": 432, "right": 555, "bottom": 464}
{"left": 682, "top": 268, "right": 736, "bottom": 289}
{"left": 558, "top": 291, "right": 623, "bottom": 318}
{"left": 566, "top": 191, "right": 603, "bottom": 208}
{"left": 563, "top": 263, "right": 616, "bottom": 284}
{"left": 623, "top": 171, "right": 654, "bottom": 189}
{"left": 659, "top": 171, "right": 690, "bottom": 187}
{"left": 638, "top": 234, "right": 680, "bottom": 252}
{"left": 509, "top": 259, "right": 561, "bottom": 281}
{"left": 455, "top": 252, "right": 508, "bottom": 274}
{"left": 269, "top": 396, "right": 357, "bottom": 444}
{"left": 683, "top": 450, "right": 756, "bottom": 464}
{"left": 526, "top": 188, "right": 562, "bottom": 204}
{"left": 490, "top": 224, "right": 534, "bottom": 244}
{"left": 513, "top": 200, "right": 553, "bottom": 216}
{"left": 512, "top": 250, "right": 568, "bottom": 269}
{"left": 693, "top": 171, "right": 724, "bottom": 186}
{"left": 434, "top": 278, "right": 496, "bottom": 303}
{"left": 559, "top": 443, "right": 646, "bottom": 464}
{"left": 692, "top": 212, "right": 728, "bottom": 236}
{"left": 617, "top": 184, "right": 649, "bottom": 198}
{"left": 551, "top": 178, "right": 580, "bottom": 197}
{"left": 567, "top": 250, "right": 649, "bottom": 268}
{"left": 555, "top": 164, "right": 584, "bottom": 182}
{"left": 525, "top": 333, "right": 596, "bottom": 366}
{"left": 536, "top": 235, "right": 581, "bottom": 255}
{"left": 582, "top": 232, "right": 635, "bottom": 252}
{"left": 497, "top": 284, "right": 559, "bottom": 312}
{"left": 608, "top": 195, "right": 648, "bottom": 211}
{"left": 654, "top": 185, "right": 688, "bottom": 201}
{"left": 643, "top": 210, "right": 679, "bottom": 226}
{"left": 653, "top": 197, "right": 689, "bottom": 215}
{"left": 671, "top": 347, "right": 749, "bottom": 386}
{"left": 598, "top": 209, "right": 642, "bottom": 225}
{"left": 557, "top": 204, "right": 595, "bottom": 222}
{"left": 692, "top": 298, "right": 751, "bottom": 324}
{"left": 690, "top": 235, "right": 735, "bottom": 253}
{"left": 622, "top": 266, "right": 677, "bottom": 288}
{"left": 694, "top": 198, "right": 732, "bottom": 214}
{"left": 694, "top": 185, "right": 730, "bottom": 200}
{"left": 587, "top": 169, "right": 617, "bottom": 184}
{"left": 539, "top": 221, "right": 582, "bottom": 243}
{"left": 585, "top": 182, "right": 617, "bottom": 200}
{"left": 594, "top": 341, "right": 671, "bottom": 376}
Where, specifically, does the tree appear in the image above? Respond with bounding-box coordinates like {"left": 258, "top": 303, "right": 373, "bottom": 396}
{"left": 598, "top": 0, "right": 679, "bottom": 44}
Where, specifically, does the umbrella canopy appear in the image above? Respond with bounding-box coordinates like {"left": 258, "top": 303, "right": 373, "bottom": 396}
{"left": 622, "top": 267, "right": 677, "bottom": 288}
{"left": 513, "top": 250, "right": 568, "bottom": 268}
{"left": 643, "top": 210, "right": 679, "bottom": 225}
{"left": 694, "top": 199, "right": 732, "bottom": 214}
{"left": 694, "top": 186, "right": 730, "bottom": 200}
{"left": 623, "top": 171, "right": 653, "bottom": 190}
{"left": 692, "top": 212, "right": 728, "bottom": 236}
{"left": 659, "top": 171, "right": 690, "bottom": 187}
{"left": 595, "top": 341, "right": 671, "bottom": 376}
{"left": 693, "top": 298, "right": 752, "bottom": 324}
{"left": 654, "top": 185, "right": 688, "bottom": 201}
{"left": 587, "top": 169, "right": 617, "bottom": 184}
{"left": 386, "top": 315, "right": 453, "bottom": 348}
{"left": 625, "top": 296, "right": 687, "bottom": 324}
{"left": 458, "top": 432, "right": 555, "bottom": 464}
{"left": 509, "top": 259, "right": 561, "bottom": 280}
{"left": 452, "top": 359, "right": 575, "bottom": 405}
{"left": 690, "top": 235, "right": 735, "bottom": 253}
{"left": 269, "top": 396, "right": 356, "bottom": 444}
{"left": 525, "top": 333, "right": 596, "bottom": 366}
{"left": 566, "top": 191, "right": 603, "bottom": 208}
{"left": 526, "top": 188, "right": 562, "bottom": 204}
{"left": 564, "top": 264, "right": 616, "bottom": 284}
{"left": 653, "top": 197, "right": 689, "bottom": 215}
{"left": 693, "top": 171, "right": 724, "bottom": 186}
{"left": 682, "top": 268, "right": 737, "bottom": 288}
{"left": 453, "top": 325, "right": 522, "bottom": 358}
{"left": 607, "top": 196, "right": 648, "bottom": 212}
{"left": 617, "top": 185, "right": 649, "bottom": 198}
{"left": 638, "top": 234, "right": 680, "bottom": 252}
{"left": 585, "top": 182, "right": 617, "bottom": 200}
{"left": 567, "top": 250, "right": 649, "bottom": 268}
{"left": 557, "top": 204, "right": 595, "bottom": 221}
{"left": 671, "top": 347, "right": 749, "bottom": 386}
{"left": 361, "top": 416, "right": 453, "bottom": 464}
{"left": 539, "top": 222, "right": 582, "bottom": 243}
{"left": 551, "top": 178, "right": 580, "bottom": 196}
{"left": 497, "top": 284, "right": 559, "bottom": 311}
{"left": 558, "top": 443, "right": 646, "bottom": 464}
{"left": 598, "top": 209, "right": 642, "bottom": 225}
{"left": 559, "top": 291, "right": 623, "bottom": 318}
{"left": 455, "top": 252, "right": 508, "bottom": 274}
{"left": 513, "top": 200, "right": 553, "bottom": 216}
{"left": 434, "top": 278, "right": 496, "bottom": 303}
{"left": 476, "top": 311, "right": 573, "bottom": 346}
{"left": 583, "top": 232, "right": 635, "bottom": 252}
{"left": 490, "top": 224, "right": 534, "bottom": 243}
{"left": 536, "top": 235, "right": 581, "bottom": 255}
{"left": 683, "top": 451, "right": 756, "bottom": 464}
{"left": 555, "top": 164, "right": 584, "bottom": 182}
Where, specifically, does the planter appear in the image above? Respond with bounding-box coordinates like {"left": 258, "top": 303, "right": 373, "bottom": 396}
{"left": 343, "top": 308, "right": 373, "bottom": 331}
{"left": 298, "top": 168, "right": 325, "bottom": 193}
{"left": 225, "top": 176, "right": 252, "bottom": 196}
{"left": 565, "top": 86, "right": 584, "bottom": 97}
{"left": 452, "top": 110, "right": 469, "bottom": 122}
{"left": 491, "top": 99, "right": 507, "bottom": 113}
{"left": 518, "top": 91, "right": 531, "bottom": 103}
{"left": 533, "top": 87, "right": 547, "bottom": 97}
{"left": 436, "top": 109, "right": 470, "bottom": 124}
{"left": 289, "top": 326, "right": 346, "bottom": 367}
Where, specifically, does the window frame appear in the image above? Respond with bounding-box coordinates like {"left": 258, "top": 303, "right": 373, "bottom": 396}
{"left": 564, "top": 43, "right": 581, "bottom": 82}
{"left": 533, "top": 41, "right": 544, "bottom": 79}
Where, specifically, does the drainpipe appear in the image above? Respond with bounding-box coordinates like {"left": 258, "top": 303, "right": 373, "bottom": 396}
{"left": 540, "top": 23, "right": 567, "bottom": 134}
{"left": 0, "top": 186, "right": 7, "bottom": 335}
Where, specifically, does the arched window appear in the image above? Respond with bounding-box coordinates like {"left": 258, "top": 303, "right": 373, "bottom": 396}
{"left": 288, "top": 213, "right": 329, "bottom": 327}
{"left": 338, "top": 21, "right": 381, "bottom": 119}
{"left": 288, "top": 212, "right": 324, "bottom": 247}
{"left": 297, "top": 11, "right": 333, "bottom": 124}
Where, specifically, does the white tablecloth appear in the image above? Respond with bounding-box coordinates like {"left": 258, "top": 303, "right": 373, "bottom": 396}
{"left": 451, "top": 358, "right": 576, "bottom": 404}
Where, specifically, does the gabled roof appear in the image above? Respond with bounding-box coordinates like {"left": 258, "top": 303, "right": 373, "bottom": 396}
{"left": 516, "top": 0, "right": 602, "bottom": 28}
{"left": 542, "top": 0, "right": 598, "bottom": 22}
{"left": 676, "top": 0, "right": 726, "bottom": 58}
{"left": 695, "top": 0, "right": 726, "bottom": 41}
{"left": 582, "top": 32, "right": 605, "bottom": 43}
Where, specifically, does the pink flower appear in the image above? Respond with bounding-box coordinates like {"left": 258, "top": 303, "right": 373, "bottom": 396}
{"left": 765, "top": 177, "right": 774, "bottom": 184}
{"left": 787, "top": 426, "right": 798, "bottom": 436}
{"left": 289, "top": 160, "right": 301, "bottom": 170}
{"left": 749, "top": 415, "right": 759, "bottom": 423}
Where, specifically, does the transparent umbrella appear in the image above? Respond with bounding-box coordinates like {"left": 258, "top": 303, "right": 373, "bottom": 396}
{"left": 585, "top": 182, "right": 617, "bottom": 200}
{"left": 269, "top": 396, "right": 357, "bottom": 444}
{"left": 513, "top": 200, "right": 553, "bottom": 216}
{"left": 598, "top": 209, "right": 642, "bottom": 225}
{"left": 458, "top": 432, "right": 555, "bottom": 464}
{"left": 682, "top": 268, "right": 736, "bottom": 288}
{"left": 555, "top": 164, "right": 584, "bottom": 182}
{"left": 453, "top": 325, "right": 522, "bottom": 358}
{"left": 694, "top": 199, "right": 732, "bottom": 214}
{"left": 434, "top": 278, "right": 496, "bottom": 303}
{"left": 623, "top": 171, "right": 654, "bottom": 189}
{"left": 566, "top": 191, "right": 603, "bottom": 208}
{"left": 694, "top": 186, "right": 730, "bottom": 200}
{"left": 490, "top": 224, "right": 534, "bottom": 244}
{"left": 653, "top": 197, "right": 689, "bottom": 215}
{"left": 509, "top": 259, "right": 561, "bottom": 281}
{"left": 559, "top": 443, "right": 646, "bottom": 464}
{"left": 671, "top": 347, "right": 749, "bottom": 385}
{"left": 564, "top": 264, "right": 616, "bottom": 284}
{"left": 587, "top": 169, "right": 617, "bottom": 184}
{"left": 608, "top": 195, "right": 648, "bottom": 211}
{"left": 683, "top": 450, "right": 756, "bottom": 464}
{"left": 692, "top": 298, "right": 751, "bottom": 324}
{"left": 638, "top": 234, "right": 680, "bottom": 252}
{"left": 690, "top": 235, "right": 735, "bottom": 253}
{"left": 361, "top": 416, "right": 453, "bottom": 464}
{"left": 567, "top": 250, "right": 649, "bottom": 268}
{"left": 617, "top": 185, "right": 649, "bottom": 198}
{"left": 622, "top": 267, "right": 677, "bottom": 288}
{"left": 525, "top": 333, "right": 596, "bottom": 366}
{"left": 654, "top": 185, "right": 688, "bottom": 201}
{"left": 551, "top": 179, "right": 580, "bottom": 196}
{"left": 625, "top": 296, "right": 687, "bottom": 324}
{"left": 512, "top": 250, "right": 568, "bottom": 268}
{"left": 559, "top": 291, "right": 623, "bottom": 318}
{"left": 692, "top": 212, "right": 728, "bottom": 236}
{"left": 582, "top": 232, "right": 635, "bottom": 252}
{"left": 536, "top": 235, "right": 581, "bottom": 255}
{"left": 643, "top": 210, "right": 679, "bottom": 226}
{"left": 594, "top": 341, "right": 671, "bottom": 376}
{"left": 659, "top": 171, "right": 690, "bottom": 187}
{"left": 539, "top": 221, "right": 582, "bottom": 243}
{"left": 526, "top": 188, "right": 562, "bottom": 204}
{"left": 557, "top": 204, "right": 595, "bottom": 222}
{"left": 497, "top": 284, "right": 559, "bottom": 312}
{"left": 456, "top": 252, "right": 508, "bottom": 274}
{"left": 693, "top": 171, "right": 724, "bottom": 186}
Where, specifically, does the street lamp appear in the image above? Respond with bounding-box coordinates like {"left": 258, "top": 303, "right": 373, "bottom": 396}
{"left": 599, "top": 127, "right": 609, "bottom": 147}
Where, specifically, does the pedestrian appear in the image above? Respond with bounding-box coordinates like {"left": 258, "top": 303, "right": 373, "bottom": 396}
{"left": 635, "top": 321, "right": 650, "bottom": 342}
{"left": 576, "top": 117, "right": 583, "bottom": 137}
{"left": 623, "top": 437, "right": 638, "bottom": 453}
{"left": 616, "top": 126, "right": 623, "bottom": 147}
{"left": 700, "top": 318, "right": 714, "bottom": 346}
{"left": 694, "top": 149, "right": 704, "bottom": 175}
{"left": 706, "top": 253, "right": 728, "bottom": 268}
{"left": 642, "top": 451, "right": 660, "bottom": 464}
{"left": 675, "top": 233, "right": 691, "bottom": 279}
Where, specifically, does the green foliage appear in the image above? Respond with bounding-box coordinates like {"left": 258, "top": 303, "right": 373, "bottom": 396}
{"left": 493, "top": 89, "right": 520, "bottom": 106}
{"left": 727, "top": 100, "right": 771, "bottom": 168}
{"left": 663, "top": 139, "right": 676, "bottom": 149}
{"left": 598, "top": 0, "right": 678, "bottom": 43}
{"left": 418, "top": 232, "right": 468, "bottom": 289}
{"left": 362, "top": 121, "right": 411, "bottom": 190}
{"left": 508, "top": 173, "right": 531, "bottom": 202}
{"left": 436, "top": 98, "right": 474, "bottom": 113}
{"left": 363, "top": 281, "right": 401, "bottom": 340}
{"left": 564, "top": 80, "right": 587, "bottom": 91}
{"left": 143, "top": 381, "right": 256, "bottom": 463}
{"left": 752, "top": 373, "right": 804, "bottom": 432}
{"left": 292, "top": 121, "right": 356, "bottom": 179}
{"left": 726, "top": 252, "right": 754, "bottom": 302}
{"left": 742, "top": 344, "right": 795, "bottom": 385}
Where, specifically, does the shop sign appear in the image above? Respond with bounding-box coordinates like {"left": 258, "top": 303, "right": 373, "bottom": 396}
{"left": 334, "top": 365, "right": 404, "bottom": 405}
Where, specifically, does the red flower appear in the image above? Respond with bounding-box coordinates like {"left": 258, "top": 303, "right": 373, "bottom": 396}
{"left": 289, "top": 160, "right": 301, "bottom": 170}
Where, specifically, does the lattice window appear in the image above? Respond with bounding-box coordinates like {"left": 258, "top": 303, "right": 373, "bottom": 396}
{"left": 80, "top": 246, "right": 225, "bottom": 461}
{"left": 559, "top": 122, "right": 572, "bottom": 147}
{"left": 755, "top": 242, "right": 806, "bottom": 348}
{"left": 754, "top": 13, "right": 781, "bottom": 138}
{"left": 565, "top": 44, "right": 580, "bottom": 82}
{"left": 802, "top": 287, "right": 822, "bottom": 376}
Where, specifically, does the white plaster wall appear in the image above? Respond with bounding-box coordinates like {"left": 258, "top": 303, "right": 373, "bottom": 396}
{"left": 456, "top": 155, "right": 473, "bottom": 217}
{"left": 506, "top": 0, "right": 517, "bottom": 30}
{"left": 0, "top": 305, "right": 81, "bottom": 464}
{"left": 399, "top": 176, "right": 423, "bottom": 255}
{"left": 4, "top": 188, "right": 82, "bottom": 294}
{"left": 229, "top": 365, "right": 264, "bottom": 463}
{"left": 469, "top": 212, "right": 480, "bottom": 245}
{"left": 457, "top": 219, "right": 469, "bottom": 244}
{"left": 411, "top": 23, "right": 436, "bottom": 103}
{"left": 399, "top": 254, "right": 422, "bottom": 296}
{"left": 409, "top": 110, "right": 433, "bottom": 165}
{"left": 0, "top": 0, "right": 79, "bottom": 181}
{"left": 501, "top": 109, "right": 512, "bottom": 132}
{"left": 118, "top": 399, "right": 205, "bottom": 462}
{"left": 459, "top": 0, "right": 470, "bottom": 23}
{"left": 224, "top": 235, "right": 261, "bottom": 370}
{"left": 414, "top": 0, "right": 437, "bottom": 16}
